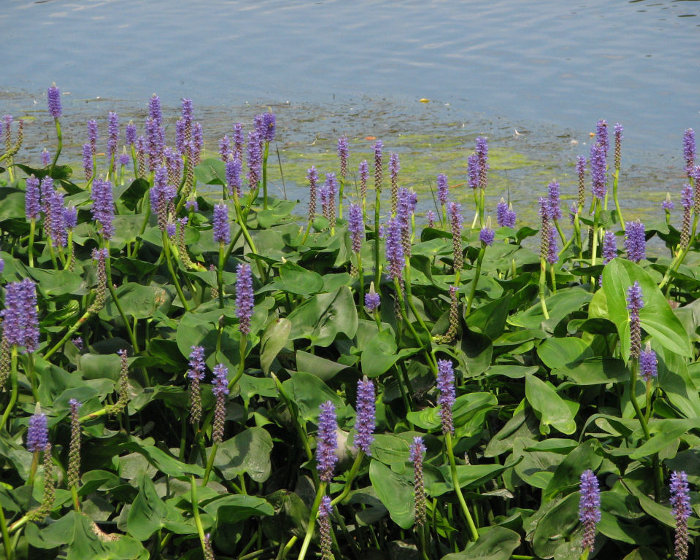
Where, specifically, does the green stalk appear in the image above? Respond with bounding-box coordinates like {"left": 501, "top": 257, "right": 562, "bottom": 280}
{"left": 338, "top": 177, "right": 345, "bottom": 220}
{"left": 202, "top": 443, "right": 218, "bottom": 486}
{"left": 612, "top": 168, "right": 625, "bottom": 230}
{"left": 297, "top": 482, "right": 327, "bottom": 560}
{"left": 217, "top": 242, "right": 225, "bottom": 308}
{"left": 465, "top": 246, "right": 485, "bottom": 316}
{"left": 28, "top": 219, "right": 35, "bottom": 268}
{"left": 373, "top": 183, "right": 382, "bottom": 289}
{"left": 330, "top": 452, "right": 363, "bottom": 506}
{"left": 232, "top": 194, "right": 267, "bottom": 282}
{"left": 162, "top": 231, "right": 190, "bottom": 311}
{"left": 190, "top": 475, "right": 208, "bottom": 556}
{"left": 0, "top": 504, "right": 12, "bottom": 560}
{"left": 444, "top": 432, "right": 479, "bottom": 541}
{"left": 0, "top": 349, "right": 19, "bottom": 432}
{"left": 538, "top": 257, "right": 550, "bottom": 320}
{"left": 228, "top": 334, "right": 247, "bottom": 393}
{"left": 50, "top": 118, "right": 62, "bottom": 172}
{"left": 261, "top": 141, "right": 270, "bottom": 209}
{"left": 104, "top": 242, "right": 139, "bottom": 352}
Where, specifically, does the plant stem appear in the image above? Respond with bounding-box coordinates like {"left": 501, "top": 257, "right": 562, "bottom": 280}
{"left": 162, "top": 231, "right": 189, "bottom": 311}
{"left": 104, "top": 242, "right": 139, "bottom": 352}
{"left": 190, "top": 475, "right": 208, "bottom": 556}
{"left": 0, "top": 349, "right": 19, "bottom": 432}
{"left": 202, "top": 442, "right": 218, "bottom": 486}
{"left": 297, "top": 482, "right": 327, "bottom": 560}
{"left": 331, "top": 452, "right": 364, "bottom": 506}
{"left": 444, "top": 432, "right": 479, "bottom": 541}
{"left": 465, "top": 245, "right": 485, "bottom": 316}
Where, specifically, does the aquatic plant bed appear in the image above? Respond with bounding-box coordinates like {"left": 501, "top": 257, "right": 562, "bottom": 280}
{"left": 0, "top": 88, "right": 698, "bottom": 560}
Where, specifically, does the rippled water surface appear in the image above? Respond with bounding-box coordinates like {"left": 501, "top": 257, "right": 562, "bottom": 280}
{"left": 2, "top": 0, "right": 699, "bottom": 217}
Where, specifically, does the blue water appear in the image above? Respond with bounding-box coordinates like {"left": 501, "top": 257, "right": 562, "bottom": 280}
{"left": 1, "top": 0, "right": 699, "bottom": 200}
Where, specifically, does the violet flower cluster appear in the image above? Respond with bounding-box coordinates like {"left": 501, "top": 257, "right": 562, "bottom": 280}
{"left": 475, "top": 136, "right": 489, "bottom": 190}
{"left": 347, "top": 203, "right": 364, "bottom": 254}
{"left": 384, "top": 217, "right": 405, "bottom": 282}
{"left": 316, "top": 401, "right": 338, "bottom": 483}
{"left": 307, "top": 166, "right": 318, "bottom": 220}
{"left": 548, "top": 180, "right": 562, "bottom": 220}
{"left": 410, "top": 436, "right": 427, "bottom": 526}
{"left": 479, "top": 226, "right": 495, "bottom": 246}
{"left": 213, "top": 204, "right": 230, "bottom": 244}
{"left": 91, "top": 178, "right": 115, "bottom": 239}
{"left": 188, "top": 345, "right": 206, "bottom": 424}
{"left": 359, "top": 160, "right": 369, "bottom": 201}
{"left": 247, "top": 130, "right": 262, "bottom": 188}
{"left": 683, "top": 128, "right": 695, "bottom": 176}
{"left": 337, "top": 136, "right": 349, "bottom": 179}
{"left": 590, "top": 143, "right": 607, "bottom": 200}
{"left": 436, "top": 359, "right": 456, "bottom": 435}
{"left": 27, "top": 413, "right": 49, "bottom": 453}
{"left": 212, "top": 363, "right": 229, "bottom": 443}
{"left": 639, "top": 343, "right": 658, "bottom": 382}
{"left": 627, "top": 281, "right": 643, "bottom": 359}
{"left": 496, "top": 198, "right": 516, "bottom": 228}
{"left": 670, "top": 470, "right": 691, "bottom": 560}
{"left": 624, "top": 220, "right": 646, "bottom": 263}
{"left": 235, "top": 263, "right": 254, "bottom": 336}
{"left": 364, "top": 291, "right": 380, "bottom": 313}
{"left": 579, "top": 469, "right": 601, "bottom": 552}
{"left": 353, "top": 378, "right": 375, "bottom": 455}
{"left": 1, "top": 278, "right": 39, "bottom": 353}
{"left": 437, "top": 173, "right": 449, "bottom": 205}
{"left": 47, "top": 85, "right": 62, "bottom": 119}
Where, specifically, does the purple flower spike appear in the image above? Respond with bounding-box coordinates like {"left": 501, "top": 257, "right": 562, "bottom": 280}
{"left": 107, "top": 112, "right": 119, "bottom": 162}
{"left": 246, "top": 130, "right": 262, "bottom": 189}
{"left": 479, "top": 226, "right": 495, "bottom": 246}
{"left": 219, "top": 135, "right": 232, "bottom": 162}
{"left": 437, "top": 173, "right": 449, "bottom": 205}
{"left": 47, "top": 189, "right": 67, "bottom": 248}
{"left": 627, "top": 281, "right": 643, "bottom": 359}
{"left": 91, "top": 178, "right": 115, "bottom": 240}
{"left": 614, "top": 123, "right": 623, "bottom": 170}
{"left": 316, "top": 401, "right": 338, "bottom": 482}
{"left": 359, "top": 160, "right": 369, "bottom": 200}
{"left": 410, "top": 436, "right": 427, "bottom": 526}
{"left": 496, "top": 198, "right": 508, "bottom": 227}
{"left": 307, "top": 166, "right": 318, "bottom": 220}
{"left": 47, "top": 85, "right": 62, "bottom": 118}
{"left": 119, "top": 152, "right": 130, "bottom": 167}
{"left": 579, "top": 469, "right": 601, "bottom": 552}
{"left": 27, "top": 413, "right": 49, "bottom": 453}
{"left": 683, "top": 129, "right": 695, "bottom": 176}
{"left": 590, "top": 143, "right": 607, "bottom": 200}
{"left": 233, "top": 123, "right": 244, "bottom": 159}
{"left": 187, "top": 346, "right": 206, "bottom": 381}
{"left": 213, "top": 203, "right": 230, "bottom": 244}
{"left": 426, "top": 210, "right": 436, "bottom": 228}
{"left": 87, "top": 119, "right": 98, "bottom": 155}
{"left": 318, "top": 495, "right": 333, "bottom": 560}
{"left": 82, "top": 144, "right": 93, "bottom": 180}
{"left": 662, "top": 193, "right": 674, "bottom": 212}
{"left": 41, "top": 149, "right": 51, "bottom": 167}
{"left": 374, "top": 140, "right": 383, "bottom": 191}
{"left": 348, "top": 203, "right": 364, "bottom": 254}
{"left": 260, "top": 113, "right": 276, "bottom": 143}
{"left": 596, "top": 120, "right": 609, "bottom": 154}
{"left": 467, "top": 154, "right": 479, "bottom": 190}
{"left": 212, "top": 363, "right": 229, "bottom": 443}
{"left": 548, "top": 180, "right": 562, "bottom": 220}
{"left": 639, "top": 342, "right": 657, "bottom": 382}
{"left": 437, "top": 359, "right": 456, "bottom": 435}
{"left": 475, "top": 137, "right": 489, "bottom": 190}
{"left": 2, "top": 279, "right": 39, "bottom": 352}
{"left": 624, "top": 220, "right": 646, "bottom": 263}
{"left": 235, "top": 263, "right": 254, "bottom": 335}
{"left": 602, "top": 231, "right": 616, "bottom": 264}
{"left": 670, "top": 471, "right": 691, "bottom": 560}
{"left": 448, "top": 202, "right": 464, "bottom": 270}
{"left": 353, "top": 378, "right": 375, "bottom": 455}
{"left": 149, "top": 93, "right": 162, "bottom": 125}
{"left": 125, "top": 121, "right": 136, "bottom": 146}
{"left": 337, "top": 136, "right": 349, "bottom": 179}
{"left": 226, "top": 157, "right": 242, "bottom": 198}
{"left": 384, "top": 217, "right": 405, "bottom": 282}
{"left": 364, "top": 290, "right": 380, "bottom": 313}
{"left": 576, "top": 155, "right": 586, "bottom": 207}
{"left": 25, "top": 176, "right": 41, "bottom": 220}
{"left": 62, "top": 204, "right": 77, "bottom": 230}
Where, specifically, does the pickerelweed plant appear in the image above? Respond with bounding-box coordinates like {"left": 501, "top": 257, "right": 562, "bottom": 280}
{"left": 0, "top": 88, "right": 698, "bottom": 560}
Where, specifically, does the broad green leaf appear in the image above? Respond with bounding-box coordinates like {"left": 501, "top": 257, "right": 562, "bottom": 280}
{"left": 537, "top": 337, "right": 594, "bottom": 369}
{"left": 213, "top": 427, "right": 273, "bottom": 482}
{"left": 287, "top": 286, "right": 358, "bottom": 346}
{"left": 369, "top": 460, "right": 414, "bottom": 529}
{"left": 127, "top": 475, "right": 168, "bottom": 540}
{"left": 296, "top": 350, "right": 347, "bottom": 380}
{"left": 406, "top": 392, "right": 497, "bottom": 435}
{"left": 260, "top": 318, "right": 291, "bottom": 374}
{"left": 531, "top": 492, "right": 580, "bottom": 558}
{"left": 274, "top": 261, "right": 324, "bottom": 295}
{"left": 509, "top": 287, "right": 592, "bottom": 331}
{"left": 282, "top": 371, "right": 346, "bottom": 422}
{"left": 525, "top": 374, "right": 577, "bottom": 435}
{"left": 553, "top": 358, "right": 629, "bottom": 385}
{"left": 441, "top": 526, "right": 520, "bottom": 560}
{"left": 543, "top": 440, "right": 602, "bottom": 500}
{"left": 427, "top": 463, "right": 511, "bottom": 497}
{"left": 202, "top": 494, "right": 274, "bottom": 524}
{"left": 602, "top": 258, "right": 692, "bottom": 361}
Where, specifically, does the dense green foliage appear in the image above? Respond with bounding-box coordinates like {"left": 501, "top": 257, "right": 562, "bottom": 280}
{"left": 0, "top": 96, "right": 698, "bottom": 560}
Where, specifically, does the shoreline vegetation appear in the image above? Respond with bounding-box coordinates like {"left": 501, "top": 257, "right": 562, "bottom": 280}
{"left": 0, "top": 87, "right": 697, "bottom": 560}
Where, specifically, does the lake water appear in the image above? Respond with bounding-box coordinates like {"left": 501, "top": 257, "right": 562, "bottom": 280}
{"left": 2, "top": 0, "right": 699, "bottom": 220}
